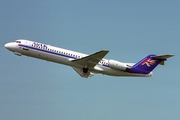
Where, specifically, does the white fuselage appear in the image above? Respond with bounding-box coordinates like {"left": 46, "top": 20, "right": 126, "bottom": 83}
{"left": 4, "top": 39, "right": 152, "bottom": 77}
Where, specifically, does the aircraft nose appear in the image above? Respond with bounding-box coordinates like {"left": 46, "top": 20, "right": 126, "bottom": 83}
{"left": 4, "top": 42, "right": 15, "bottom": 51}
{"left": 4, "top": 43, "right": 11, "bottom": 49}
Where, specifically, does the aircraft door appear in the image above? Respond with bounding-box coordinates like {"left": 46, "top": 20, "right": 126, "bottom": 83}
{"left": 23, "top": 41, "right": 29, "bottom": 51}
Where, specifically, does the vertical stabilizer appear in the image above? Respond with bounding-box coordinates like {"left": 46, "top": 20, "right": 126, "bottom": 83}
{"left": 130, "top": 54, "right": 165, "bottom": 74}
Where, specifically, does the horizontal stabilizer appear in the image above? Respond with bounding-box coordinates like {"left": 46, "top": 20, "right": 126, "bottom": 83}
{"left": 152, "top": 54, "right": 174, "bottom": 60}
{"left": 159, "top": 60, "right": 165, "bottom": 65}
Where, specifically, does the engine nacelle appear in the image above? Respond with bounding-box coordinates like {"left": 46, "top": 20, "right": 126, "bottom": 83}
{"left": 108, "top": 59, "right": 128, "bottom": 71}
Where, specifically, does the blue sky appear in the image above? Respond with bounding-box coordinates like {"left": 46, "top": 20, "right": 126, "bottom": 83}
{"left": 1, "top": 0, "right": 180, "bottom": 120}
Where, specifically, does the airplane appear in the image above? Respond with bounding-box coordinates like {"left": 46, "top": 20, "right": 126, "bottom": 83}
{"left": 4, "top": 39, "right": 174, "bottom": 78}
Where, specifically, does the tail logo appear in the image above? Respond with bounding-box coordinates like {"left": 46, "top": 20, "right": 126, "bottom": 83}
{"left": 141, "top": 58, "right": 156, "bottom": 67}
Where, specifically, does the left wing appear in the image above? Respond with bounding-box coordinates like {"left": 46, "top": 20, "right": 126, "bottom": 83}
{"left": 72, "top": 50, "right": 109, "bottom": 68}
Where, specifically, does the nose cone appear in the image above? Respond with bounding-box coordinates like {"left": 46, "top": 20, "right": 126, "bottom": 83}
{"left": 4, "top": 42, "right": 16, "bottom": 51}
{"left": 4, "top": 43, "right": 11, "bottom": 50}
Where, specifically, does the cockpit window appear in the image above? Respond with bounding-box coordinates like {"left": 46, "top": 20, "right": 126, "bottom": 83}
{"left": 15, "top": 41, "right": 21, "bottom": 43}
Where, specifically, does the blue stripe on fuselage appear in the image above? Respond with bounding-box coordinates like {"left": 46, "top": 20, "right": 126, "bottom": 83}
{"left": 18, "top": 44, "right": 109, "bottom": 68}
{"left": 18, "top": 44, "right": 77, "bottom": 59}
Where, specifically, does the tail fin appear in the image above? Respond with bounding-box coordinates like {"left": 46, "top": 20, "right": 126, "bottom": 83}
{"left": 130, "top": 54, "right": 174, "bottom": 74}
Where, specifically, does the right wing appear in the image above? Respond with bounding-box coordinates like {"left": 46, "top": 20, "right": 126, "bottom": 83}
{"left": 72, "top": 50, "right": 109, "bottom": 68}
{"left": 71, "top": 50, "right": 109, "bottom": 78}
